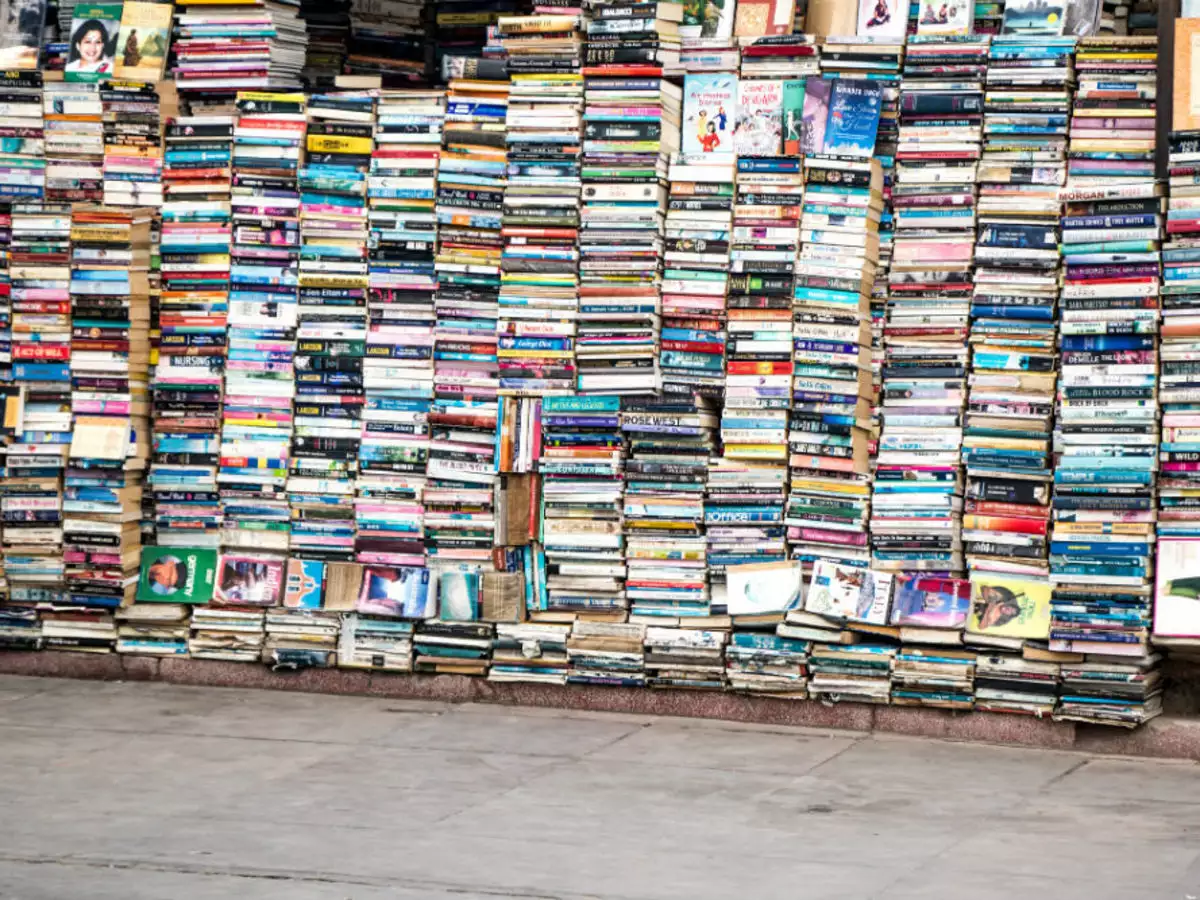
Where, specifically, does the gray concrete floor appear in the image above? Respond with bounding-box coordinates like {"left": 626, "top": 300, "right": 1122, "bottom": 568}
{"left": 0, "top": 676, "right": 1197, "bottom": 900}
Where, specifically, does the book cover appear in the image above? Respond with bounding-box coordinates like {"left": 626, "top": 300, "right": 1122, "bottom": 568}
{"left": 136, "top": 547, "right": 218, "bottom": 604}
{"left": 822, "top": 80, "right": 883, "bottom": 158}
{"left": 1000, "top": 0, "right": 1066, "bottom": 35}
{"left": 800, "top": 76, "right": 830, "bottom": 157}
{"left": 805, "top": 559, "right": 866, "bottom": 619}
{"left": 733, "top": 0, "right": 795, "bottom": 36}
{"left": 781, "top": 79, "right": 806, "bottom": 155}
{"left": 890, "top": 575, "right": 970, "bottom": 628}
{"left": 65, "top": 2, "right": 120, "bottom": 82}
{"left": 856, "top": 0, "right": 906, "bottom": 39}
{"left": 915, "top": 0, "right": 972, "bottom": 35}
{"left": 0, "top": 0, "right": 47, "bottom": 69}
{"left": 682, "top": 0, "right": 736, "bottom": 39}
{"left": 284, "top": 558, "right": 325, "bottom": 609}
{"left": 1154, "top": 538, "right": 1200, "bottom": 638}
{"left": 682, "top": 73, "right": 737, "bottom": 158}
{"left": 112, "top": 0, "right": 171, "bottom": 81}
{"left": 1063, "top": 0, "right": 1100, "bottom": 35}
{"left": 215, "top": 554, "right": 286, "bottom": 606}
{"left": 1175, "top": 19, "right": 1200, "bottom": 133}
{"left": 734, "top": 79, "right": 783, "bottom": 157}
{"left": 967, "top": 574, "right": 1052, "bottom": 639}
{"left": 358, "top": 565, "right": 434, "bottom": 618}
{"left": 853, "top": 571, "right": 894, "bottom": 625}
{"left": 726, "top": 561, "right": 803, "bottom": 615}
{"left": 439, "top": 568, "right": 481, "bottom": 621}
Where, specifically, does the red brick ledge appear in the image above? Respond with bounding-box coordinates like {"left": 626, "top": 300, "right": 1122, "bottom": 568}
{"left": 1, "top": 650, "right": 1196, "bottom": 761}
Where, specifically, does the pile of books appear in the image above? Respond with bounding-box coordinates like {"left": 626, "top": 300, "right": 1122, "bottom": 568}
{"left": 338, "top": 612, "right": 414, "bottom": 670}
{"left": 0, "top": 72, "right": 46, "bottom": 205}
{"left": 973, "top": 649, "right": 1060, "bottom": 717}
{"left": 643, "top": 625, "right": 726, "bottom": 688}
{"left": 100, "top": 81, "right": 166, "bottom": 208}
{"left": 890, "top": 645, "right": 976, "bottom": 709}
{"left": 298, "top": 0, "right": 350, "bottom": 88}
{"left": 566, "top": 619, "right": 645, "bottom": 685}
{"left": 489, "top": 621, "right": 570, "bottom": 683}
{"left": 115, "top": 603, "right": 190, "bottom": 655}
{"left": 344, "top": 0, "right": 430, "bottom": 85}
{"left": 151, "top": 113, "right": 233, "bottom": 549}
{"left": 44, "top": 82, "right": 105, "bottom": 205}
{"left": 498, "top": 13, "right": 583, "bottom": 397}
{"left": 290, "top": 91, "right": 375, "bottom": 562}
{"left": 264, "top": 606, "right": 340, "bottom": 667}
{"left": 414, "top": 617, "right": 492, "bottom": 674}
{"left": 189, "top": 606, "right": 266, "bottom": 660}
{"left": 679, "top": 0, "right": 735, "bottom": 74}
{"left": 737, "top": 33, "right": 819, "bottom": 81}
{"left": 724, "top": 630, "right": 808, "bottom": 696}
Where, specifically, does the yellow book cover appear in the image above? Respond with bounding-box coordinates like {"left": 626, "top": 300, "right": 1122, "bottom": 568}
{"left": 967, "top": 574, "right": 1051, "bottom": 640}
{"left": 112, "top": 1, "right": 171, "bottom": 82}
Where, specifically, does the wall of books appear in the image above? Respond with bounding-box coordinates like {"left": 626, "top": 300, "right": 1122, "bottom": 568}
{"left": 0, "top": 0, "right": 1183, "bottom": 730}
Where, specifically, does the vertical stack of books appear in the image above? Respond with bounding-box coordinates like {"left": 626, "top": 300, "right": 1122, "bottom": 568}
{"left": 5, "top": 206, "right": 74, "bottom": 622}
{"left": 338, "top": 613, "right": 415, "bottom": 670}
{"left": 963, "top": 36, "right": 1073, "bottom": 589}
{"left": 61, "top": 208, "right": 153, "bottom": 647}
{"left": 264, "top": 605, "right": 341, "bottom": 666}
{"left": 1050, "top": 36, "right": 1162, "bottom": 727}
{"left": 190, "top": 605, "right": 267, "bottom": 660}
{"left": 219, "top": 92, "right": 307, "bottom": 556}
{"left": 621, "top": 395, "right": 717, "bottom": 618}
{"left": 426, "top": 62, "right": 508, "bottom": 563}
{"left": 643, "top": 625, "right": 727, "bottom": 688}
{"left": 151, "top": 113, "right": 234, "bottom": 549}
{"left": 43, "top": 82, "right": 105, "bottom": 205}
{"left": 736, "top": 34, "right": 820, "bottom": 81}
{"left": 724, "top": 630, "right": 809, "bottom": 696}
{"left": 435, "top": 0, "right": 516, "bottom": 69}
{"left": 497, "top": 12, "right": 584, "bottom": 397}
{"left": 100, "top": 81, "right": 165, "bottom": 208}
{"left": 298, "top": 0, "right": 350, "bottom": 88}
{"left": 344, "top": 0, "right": 431, "bottom": 86}
{"left": 787, "top": 154, "right": 880, "bottom": 575}
{"left": 289, "top": 91, "right": 375, "bottom": 563}
{"left": 0, "top": 72, "right": 46, "bottom": 206}
{"left": 358, "top": 89, "right": 445, "bottom": 570}
{"left": 566, "top": 618, "right": 646, "bottom": 684}
{"left": 876, "top": 37, "right": 987, "bottom": 580}
{"left": 1156, "top": 132, "right": 1200, "bottom": 651}
{"left": 539, "top": 395, "right": 628, "bottom": 616}
{"left": 116, "top": 603, "right": 191, "bottom": 656}
{"left": 662, "top": 75, "right": 735, "bottom": 399}
{"left": 490, "top": 621, "right": 571, "bottom": 682}
{"left": 577, "top": 9, "right": 680, "bottom": 395}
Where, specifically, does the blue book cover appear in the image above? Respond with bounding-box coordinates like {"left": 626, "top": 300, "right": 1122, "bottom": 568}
{"left": 821, "top": 80, "right": 883, "bottom": 158}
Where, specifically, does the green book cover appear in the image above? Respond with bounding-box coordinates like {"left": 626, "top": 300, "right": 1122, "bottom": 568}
{"left": 136, "top": 547, "right": 218, "bottom": 604}
{"left": 782, "top": 79, "right": 807, "bottom": 156}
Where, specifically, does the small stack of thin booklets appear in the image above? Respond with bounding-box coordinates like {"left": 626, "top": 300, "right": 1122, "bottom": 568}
{"left": 877, "top": 38, "right": 987, "bottom": 580}
{"left": 576, "top": 18, "right": 680, "bottom": 395}
{"left": 151, "top": 112, "right": 234, "bottom": 548}
{"left": 63, "top": 207, "right": 154, "bottom": 626}
{"left": 338, "top": 612, "right": 414, "bottom": 669}
{"left": 116, "top": 603, "right": 190, "bottom": 655}
{"left": 344, "top": 0, "right": 430, "bottom": 85}
{"left": 5, "top": 206, "right": 74, "bottom": 610}
{"left": 100, "top": 81, "right": 165, "bottom": 208}
{"left": 539, "top": 395, "right": 627, "bottom": 616}
{"left": 189, "top": 606, "right": 266, "bottom": 659}
{"left": 43, "top": 81, "right": 105, "bottom": 205}
{"left": 497, "top": 12, "right": 584, "bottom": 397}
{"left": 679, "top": 0, "right": 736, "bottom": 73}
{"left": 264, "top": 607, "right": 340, "bottom": 667}
{"left": 171, "top": 0, "right": 308, "bottom": 98}
{"left": 643, "top": 625, "right": 727, "bottom": 688}
{"left": 566, "top": 618, "right": 646, "bottom": 685}
{"left": 662, "top": 82, "right": 735, "bottom": 398}
{"left": 290, "top": 90, "right": 376, "bottom": 562}
{"left": 621, "top": 395, "right": 717, "bottom": 618}
{"left": 219, "top": 92, "right": 306, "bottom": 555}
{"left": 0, "top": 71, "right": 47, "bottom": 205}
{"left": 787, "top": 155, "right": 879, "bottom": 574}
{"left": 737, "top": 34, "right": 819, "bottom": 80}
{"left": 962, "top": 36, "right": 1073, "bottom": 588}
{"left": 358, "top": 88, "right": 444, "bottom": 567}
{"left": 489, "top": 621, "right": 571, "bottom": 682}
{"left": 724, "top": 630, "right": 808, "bottom": 696}
{"left": 1050, "top": 36, "right": 1161, "bottom": 715}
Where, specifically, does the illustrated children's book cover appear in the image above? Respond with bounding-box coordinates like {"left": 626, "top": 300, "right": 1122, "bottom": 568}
{"left": 682, "top": 73, "right": 737, "bottom": 158}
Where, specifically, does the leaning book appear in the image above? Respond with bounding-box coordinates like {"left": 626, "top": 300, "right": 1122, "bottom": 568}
{"left": 136, "top": 547, "right": 219, "bottom": 604}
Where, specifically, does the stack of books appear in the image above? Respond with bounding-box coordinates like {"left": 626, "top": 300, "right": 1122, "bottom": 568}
{"left": 566, "top": 618, "right": 646, "bottom": 685}
{"left": 973, "top": 650, "right": 1060, "bottom": 716}
{"left": 576, "top": 30, "right": 679, "bottom": 395}
{"left": 298, "top": 0, "right": 350, "bottom": 88}
{"left": 807, "top": 642, "right": 896, "bottom": 704}
{"left": 100, "top": 81, "right": 165, "bottom": 208}
{"left": 643, "top": 625, "right": 727, "bottom": 688}
{"left": 264, "top": 607, "right": 340, "bottom": 667}
{"left": 435, "top": 0, "right": 515, "bottom": 70}
{"left": 498, "top": 13, "right": 584, "bottom": 397}
{"left": 736, "top": 34, "right": 819, "bottom": 81}
{"left": 662, "top": 79, "right": 735, "bottom": 398}
{"left": 171, "top": 0, "right": 308, "bottom": 98}
{"left": 724, "top": 630, "right": 808, "bottom": 696}
{"left": 63, "top": 207, "right": 153, "bottom": 625}
{"left": 337, "top": 613, "right": 414, "bottom": 670}
{"left": 414, "top": 618, "right": 493, "bottom": 674}
{"left": 1057, "top": 655, "right": 1163, "bottom": 726}
{"left": 289, "top": 91, "right": 375, "bottom": 563}
{"left": 890, "top": 645, "right": 976, "bottom": 709}
{"left": 43, "top": 82, "right": 105, "bottom": 205}
{"left": 6, "top": 206, "right": 74, "bottom": 610}
{"left": 621, "top": 396, "right": 717, "bottom": 618}
{"left": 788, "top": 155, "right": 880, "bottom": 574}
{"left": 679, "top": 0, "right": 734, "bottom": 73}
{"left": 0, "top": 201, "right": 10, "bottom": 612}
{"left": 219, "top": 91, "right": 307, "bottom": 559}
{"left": 344, "top": 0, "right": 431, "bottom": 86}
{"left": 539, "top": 395, "right": 627, "bottom": 616}
{"left": 0, "top": 72, "right": 46, "bottom": 205}
{"left": 877, "top": 37, "right": 988, "bottom": 580}
{"left": 151, "top": 113, "right": 234, "bottom": 549}
{"left": 489, "top": 621, "right": 571, "bottom": 683}
{"left": 359, "top": 89, "right": 445, "bottom": 567}
{"left": 115, "top": 603, "right": 191, "bottom": 656}
{"left": 963, "top": 36, "right": 1073, "bottom": 587}
{"left": 189, "top": 606, "right": 266, "bottom": 660}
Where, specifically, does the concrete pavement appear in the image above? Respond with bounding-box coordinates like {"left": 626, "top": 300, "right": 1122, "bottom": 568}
{"left": 0, "top": 674, "right": 1197, "bottom": 899}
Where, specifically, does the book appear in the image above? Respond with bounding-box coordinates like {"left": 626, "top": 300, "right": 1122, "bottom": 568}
{"left": 890, "top": 575, "right": 970, "bottom": 628}
{"left": 725, "top": 561, "right": 802, "bottom": 615}
{"left": 439, "top": 568, "right": 481, "bottom": 621}
{"left": 915, "top": 0, "right": 972, "bottom": 35}
{"left": 733, "top": 0, "right": 795, "bottom": 36}
{"left": 284, "top": 558, "right": 326, "bottom": 609}
{"left": 682, "top": 73, "right": 737, "bottom": 157}
{"left": 822, "top": 79, "right": 883, "bottom": 158}
{"left": 65, "top": 2, "right": 120, "bottom": 82}
{"left": 781, "top": 79, "right": 806, "bottom": 155}
{"left": 1000, "top": 0, "right": 1066, "bottom": 35}
{"left": 799, "top": 75, "right": 830, "bottom": 157}
{"left": 215, "top": 554, "right": 286, "bottom": 606}
{"left": 1154, "top": 539, "right": 1200, "bottom": 638}
{"left": 357, "top": 564, "right": 434, "bottom": 618}
{"left": 733, "top": 79, "right": 783, "bottom": 157}
{"left": 111, "top": 0, "right": 171, "bottom": 82}
{"left": 0, "top": 0, "right": 47, "bottom": 68}
{"left": 136, "top": 547, "right": 218, "bottom": 604}
{"left": 856, "top": 0, "right": 906, "bottom": 39}
{"left": 968, "top": 573, "right": 1052, "bottom": 639}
